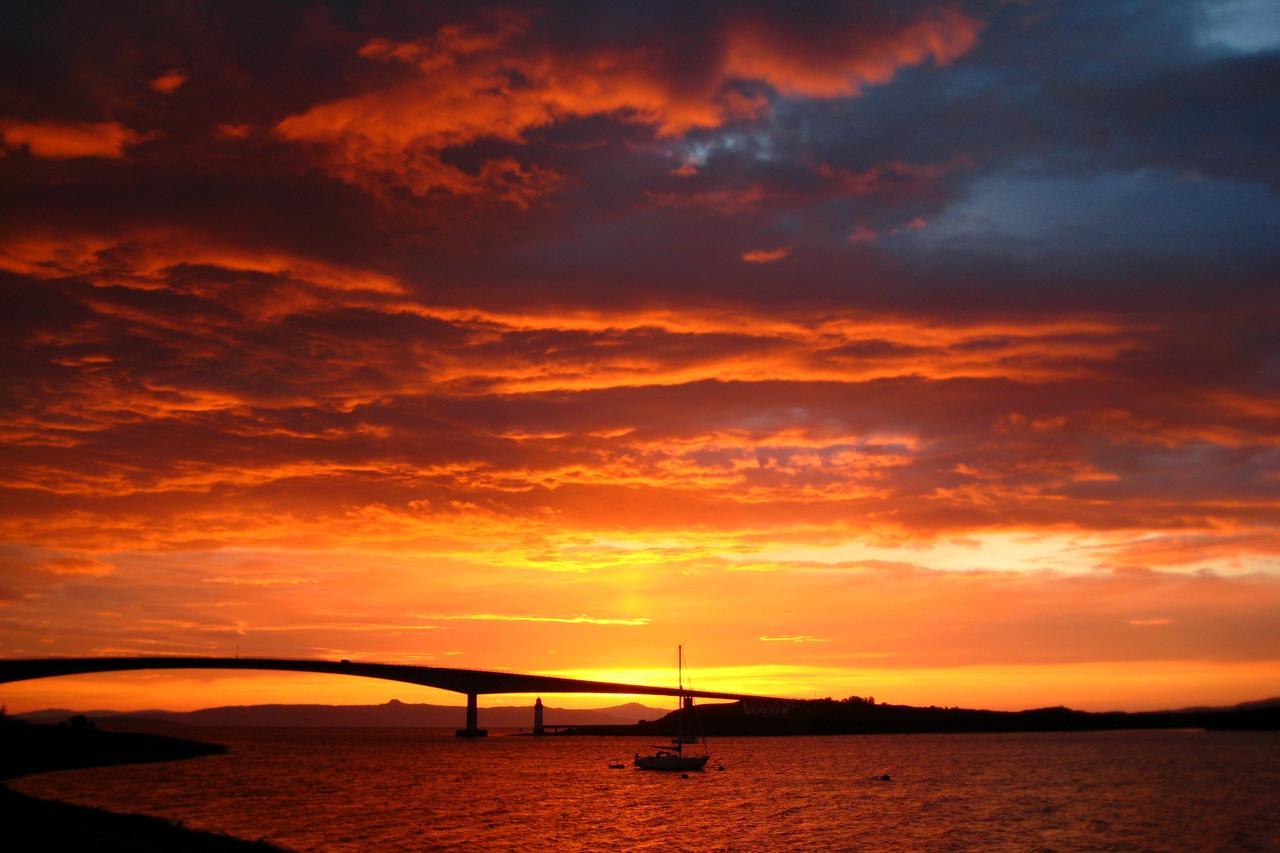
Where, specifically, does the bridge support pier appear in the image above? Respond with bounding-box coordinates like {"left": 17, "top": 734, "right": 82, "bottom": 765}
{"left": 456, "top": 691, "right": 487, "bottom": 738}
{"left": 533, "top": 696, "right": 544, "bottom": 736}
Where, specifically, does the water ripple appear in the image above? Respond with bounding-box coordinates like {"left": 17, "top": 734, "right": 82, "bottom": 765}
{"left": 12, "top": 729, "right": 1280, "bottom": 851}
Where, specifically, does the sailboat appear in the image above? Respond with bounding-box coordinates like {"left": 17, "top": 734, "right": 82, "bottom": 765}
{"left": 634, "top": 645, "right": 710, "bottom": 771}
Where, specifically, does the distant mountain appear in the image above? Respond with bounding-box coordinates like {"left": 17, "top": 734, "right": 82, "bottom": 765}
{"left": 15, "top": 699, "right": 668, "bottom": 729}
{"left": 1231, "top": 697, "right": 1280, "bottom": 711}
{"left": 21, "top": 696, "right": 1280, "bottom": 735}
{"left": 561, "top": 695, "right": 1280, "bottom": 737}
{"left": 1171, "top": 697, "right": 1280, "bottom": 714}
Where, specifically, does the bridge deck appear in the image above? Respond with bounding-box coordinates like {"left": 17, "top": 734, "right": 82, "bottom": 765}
{"left": 0, "top": 656, "right": 778, "bottom": 702}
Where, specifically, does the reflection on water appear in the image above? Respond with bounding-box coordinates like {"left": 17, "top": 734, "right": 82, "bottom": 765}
{"left": 13, "top": 729, "right": 1280, "bottom": 850}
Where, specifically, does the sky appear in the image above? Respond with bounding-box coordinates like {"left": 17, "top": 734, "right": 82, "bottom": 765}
{"left": 1, "top": 0, "right": 1278, "bottom": 714}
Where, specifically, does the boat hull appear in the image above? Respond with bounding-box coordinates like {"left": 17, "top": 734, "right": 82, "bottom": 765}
{"left": 634, "top": 753, "right": 710, "bottom": 771}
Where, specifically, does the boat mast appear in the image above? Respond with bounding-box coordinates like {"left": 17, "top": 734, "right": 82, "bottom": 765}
{"left": 677, "top": 644, "right": 684, "bottom": 749}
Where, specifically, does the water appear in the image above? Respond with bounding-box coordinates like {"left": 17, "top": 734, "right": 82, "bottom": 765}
{"left": 11, "top": 729, "right": 1280, "bottom": 850}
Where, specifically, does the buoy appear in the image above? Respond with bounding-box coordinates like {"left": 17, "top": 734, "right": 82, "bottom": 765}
{"left": 717, "top": 765, "right": 726, "bottom": 771}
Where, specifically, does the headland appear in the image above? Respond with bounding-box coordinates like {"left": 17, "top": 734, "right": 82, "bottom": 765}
{"left": 0, "top": 712, "right": 278, "bottom": 851}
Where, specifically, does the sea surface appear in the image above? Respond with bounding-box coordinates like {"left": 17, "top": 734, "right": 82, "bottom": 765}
{"left": 11, "top": 728, "right": 1280, "bottom": 851}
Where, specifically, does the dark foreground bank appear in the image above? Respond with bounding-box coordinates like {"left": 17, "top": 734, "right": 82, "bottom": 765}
{"left": 558, "top": 695, "right": 1280, "bottom": 736}
{"left": 1, "top": 714, "right": 279, "bottom": 851}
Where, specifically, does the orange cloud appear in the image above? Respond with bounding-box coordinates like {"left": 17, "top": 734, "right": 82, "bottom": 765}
{"left": 420, "top": 613, "right": 650, "bottom": 626}
{"left": 216, "top": 123, "right": 253, "bottom": 139}
{"left": 849, "top": 224, "right": 879, "bottom": 243}
{"left": 0, "top": 230, "right": 405, "bottom": 297}
{"left": 0, "top": 120, "right": 148, "bottom": 159}
{"left": 39, "top": 555, "right": 115, "bottom": 576}
{"left": 150, "top": 70, "right": 187, "bottom": 94}
{"left": 741, "top": 246, "right": 791, "bottom": 263}
{"left": 723, "top": 7, "right": 982, "bottom": 97}
{"left": 276, "top": 7, "right": 982, "bottom": 202}
{"left": 203, "top": 575, "right": 316, "bottom": 587}
{"left": 646, "top": 184, "right": 769, "bottom": 214}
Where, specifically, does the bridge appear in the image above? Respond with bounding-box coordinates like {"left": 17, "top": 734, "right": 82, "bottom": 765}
{"left": 0, "top": 657, "right": 784, "bottom": 737}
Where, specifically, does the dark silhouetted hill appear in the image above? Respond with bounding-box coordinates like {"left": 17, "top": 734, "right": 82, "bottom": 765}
{"left": 560, "top": 696, "right": 1280, "bottom": 736}
{"left": 0, "top": 713, "right": 280, "bottom": 850}
{"left": 1, "top": 713, "right": 225, "bottom": 779}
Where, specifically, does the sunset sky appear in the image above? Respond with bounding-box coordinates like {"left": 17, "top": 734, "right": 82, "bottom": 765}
{"left": 2, "top": 0, "right": 1279, "bottom": 714}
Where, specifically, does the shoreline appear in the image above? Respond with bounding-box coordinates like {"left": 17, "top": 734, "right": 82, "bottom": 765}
{"left": 1, "top": 715, "right": 280, "bottom": 851}
{"left": 552, "top": 697, "right": 1280, "bottom": 737}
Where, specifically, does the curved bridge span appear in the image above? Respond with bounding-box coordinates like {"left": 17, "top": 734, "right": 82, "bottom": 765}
{"left": 0, "top": 656, "right": 777, "bottom": 736}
